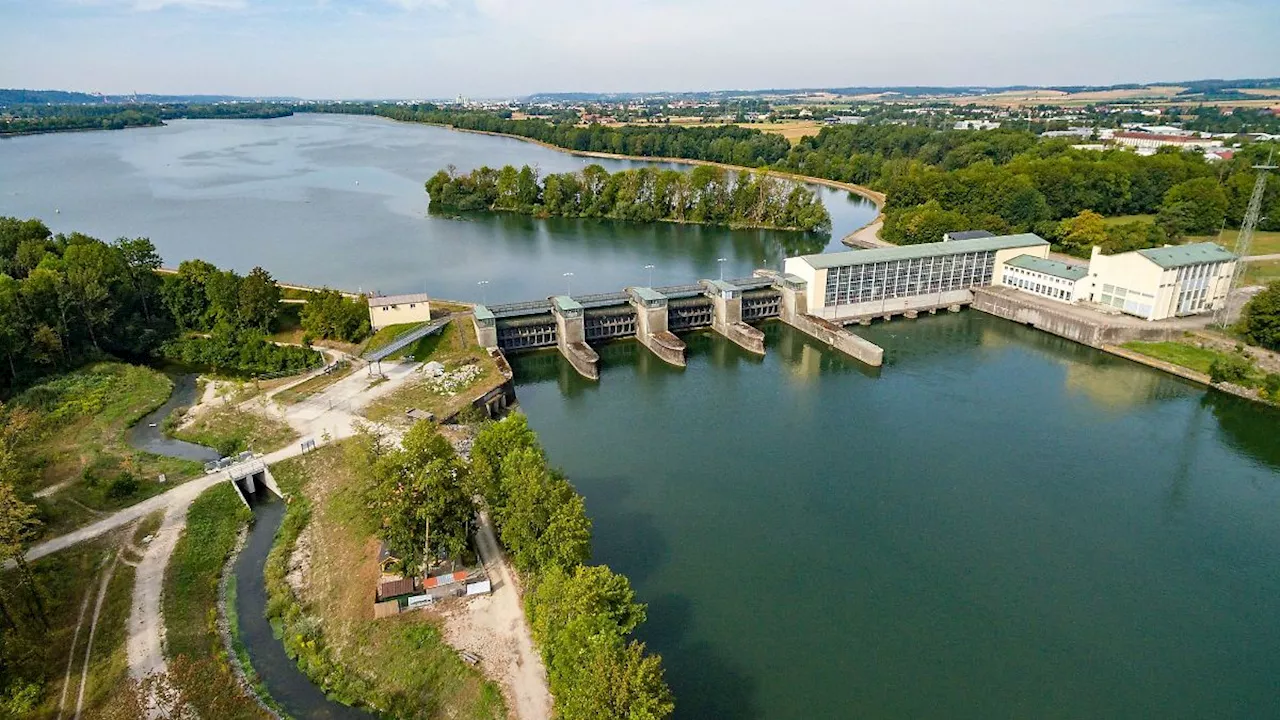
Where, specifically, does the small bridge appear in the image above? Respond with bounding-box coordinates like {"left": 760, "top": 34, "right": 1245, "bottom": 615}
{"left": 225, "top": 457, "right": 283, "bottom": 506}
{"left": 473, "top": 271, "right": 883, "bottom": 381}
{"left": 364, "top": 315, "right": 453, "bottom": 364}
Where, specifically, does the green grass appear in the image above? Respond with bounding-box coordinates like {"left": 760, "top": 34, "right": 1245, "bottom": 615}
{"left": 363, "top": 321, "right": 429, "bottom": 354}
{"left": 1, "top": 528, "right": 139, "bottom": 718}
{"left": 162, "top": 482, "right": 267, "bottom": 719}
{"left": 1217, "top": 228, "right": 1280, "bottom": 256}
{"left": 1242, "top": 259, "right": 1280, "bottom": 287}
{"left": 1101, "top": 214, "right": 1156, "bottom": 226}
{"left": 173, "top": 405, "right": 299, "bottom": 457}
{"left": 1121, "top": 341, "right": 1226, "bottom": 375}
{"left": 13, "top": 362, "right": 203, "bottom": 539}
{"left": 264, "top": 445, "right": 506, "bottom": 720}
{"left": 363, "top": 320, "right": 506, "bottom": 424}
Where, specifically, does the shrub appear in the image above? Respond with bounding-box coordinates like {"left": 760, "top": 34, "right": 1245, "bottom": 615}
{"left": 1263, "top": 373, "right": 1280, "bottom": 400}
{"left": 106, "top": 471, "right": 140, "bottom": 500}
{"left": 1208, "top": 353, "right": 1254, "bottom": 384}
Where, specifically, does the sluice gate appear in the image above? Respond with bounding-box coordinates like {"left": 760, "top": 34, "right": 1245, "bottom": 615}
{"left": 473, "top": 272, "right": 884, "bottom": 380}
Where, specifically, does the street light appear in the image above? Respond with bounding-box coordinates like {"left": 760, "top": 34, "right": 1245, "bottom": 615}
{"left": 717, "top": 257, "right": 728, "bottom": 281}
{"left": 643, "top": 264, "right": 655, "bottom": 287}
{"left": 476, "top": 279, "right": 489, "bottom": 304}
{"left": 562, "top": 272, "right": 574, "bottom": 296}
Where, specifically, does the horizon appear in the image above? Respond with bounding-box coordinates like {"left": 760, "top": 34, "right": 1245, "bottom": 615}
{"left": 1, "top": 0, "right": 1277, "bottom": 98}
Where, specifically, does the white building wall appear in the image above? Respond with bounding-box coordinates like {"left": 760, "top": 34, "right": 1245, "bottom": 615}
{"left": 369, "top": 300, "right": 432, "bottom": 331}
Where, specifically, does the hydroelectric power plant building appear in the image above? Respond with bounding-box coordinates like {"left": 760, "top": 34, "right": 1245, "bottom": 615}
{"left": 784, "top": 233, "right": 1052, "bottom": 321}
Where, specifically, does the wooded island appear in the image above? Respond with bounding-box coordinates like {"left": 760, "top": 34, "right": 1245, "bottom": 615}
{"left": 425, "top": 164, "right": 833, "bottom": 234}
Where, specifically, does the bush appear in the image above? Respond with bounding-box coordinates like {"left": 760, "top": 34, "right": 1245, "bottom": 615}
{"left": 1241, "top": 282, "right": 1280, "bottom": 351}
{"left": 159, "top": 326, "right": 321, "bottom": 376}
{"left": 106, "top": 471, "right": 140, "bottom": 500}
{"left": 1264, "top": 373, "right": 1280, "bottom": 399}
{"left": 1208, "top": 353, "right": 1254, "bottom": 384}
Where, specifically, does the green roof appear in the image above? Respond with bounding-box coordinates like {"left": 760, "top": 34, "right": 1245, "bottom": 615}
{"left": 1136, "top": 242, "right": 1236, "bottom": 269}
{"left": 704, "top": 279, "right": 739, "bottom": 293}
{"left": 1004, "top": 254, "right": 1089, "bottom": 281}
{"left": 630, "top": 286, "right": 667, "bottom": 302}
{"left": 473, "top": 305, "right": 495, "bottom": 322}
{"left": 551, "top": 295, "right": 583, "bottom": 312}
{"left": 794, "top": 233, "right": 1049, "bottom": 270}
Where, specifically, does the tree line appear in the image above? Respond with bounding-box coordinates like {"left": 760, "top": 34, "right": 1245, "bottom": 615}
{"left": 426, "top": 163, "right": 832, "bottom": 234}
{"left": 307, "top": 104, "right": 1278, "bottom": 254}
{"left": 0, "top": 103, "right": 293, "bottom": 136}
{"left": 0, "top": 217, "right": 380, "bottom": 392}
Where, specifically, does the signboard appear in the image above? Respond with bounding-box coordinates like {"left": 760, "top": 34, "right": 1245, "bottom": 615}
{"left": 407, "top": 594, "right": 435, "bottom": 608}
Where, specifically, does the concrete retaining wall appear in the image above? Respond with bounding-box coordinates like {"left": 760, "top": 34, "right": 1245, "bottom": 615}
{"left": 787, "top": 313, "right": 884, "bottom": 366}
{"left": 815, "top": 289, "right": 974, "bottom": 322}
{"left": 971, "top": 288, "right": 1183, "bottom": 348}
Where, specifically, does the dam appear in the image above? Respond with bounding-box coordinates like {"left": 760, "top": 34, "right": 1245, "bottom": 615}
{"left": 471, "top": 271, "right": 885, "bottom": 380}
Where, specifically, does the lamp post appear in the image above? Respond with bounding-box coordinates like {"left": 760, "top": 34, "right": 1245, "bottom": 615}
{"left": 476, "top": 279, "right": 489, "bottom": 304}
{"left": 717, "top": 257, "right": 728, "bottom": 281}
{"left": 644, "top": 264, "right": 655, "bottom": 287}
{"left": 563, "top": 272, "right": 574, "bottom": 297}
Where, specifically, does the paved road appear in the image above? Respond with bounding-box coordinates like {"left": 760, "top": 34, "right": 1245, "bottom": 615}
{"left": 1246, "top": 253, "right": 1280, "bottom": 262}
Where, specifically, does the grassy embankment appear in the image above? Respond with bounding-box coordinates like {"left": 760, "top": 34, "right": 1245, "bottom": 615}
{"left": 12, "top": 363, "right": 202, "bottom": 538}
{"left": 1, "top": 524, "right": 143, "bottom": 717}
{"left": 162, "top": 483, "right": 269, "bottom": 719}
{"left": 363, "top": 318, "right": 506, "bottom": 425}
{"left": 261, "top": 444, "right": 505, "bottom": 719}
{"left": 171, "top": 404, "right": 299, "bottom": 457}
{"left": 1121, "top": 340, "right": 1271, "bottom": 391}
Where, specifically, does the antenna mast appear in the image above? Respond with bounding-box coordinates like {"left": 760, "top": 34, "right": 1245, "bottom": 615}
{"left": 1216, "top": 159, "right": 1275, "bottom": 327}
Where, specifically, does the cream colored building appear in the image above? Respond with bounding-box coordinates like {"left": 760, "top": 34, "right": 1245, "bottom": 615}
{"left": 1086, "top": 243, "right": 1236, "bottom": 321}
{"left": 997, "top": 255, "right": 1091, "bottom": 303}
{"left": 367, "top": 293, "right": 432, "bottom": 331}
{"left": 784, "top": 233, "right": 1051, "bottom": 320}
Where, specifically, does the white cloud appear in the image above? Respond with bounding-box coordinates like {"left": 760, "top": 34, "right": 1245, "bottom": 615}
{"left": 72, "top": 0, "right": 248, "bottom": 9}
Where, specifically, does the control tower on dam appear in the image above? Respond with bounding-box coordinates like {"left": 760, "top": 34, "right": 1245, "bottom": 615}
{"left": 472, "top": 272, "right": 884, "bottom": 380}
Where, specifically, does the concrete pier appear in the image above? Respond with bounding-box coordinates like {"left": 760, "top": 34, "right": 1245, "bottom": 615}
{"left": 628, "top": 287, "right": 686, "bottom": 367}
{"left": 702, "top": 279, "right": 766, "bottom": 355}
{"left": 761, "top": 271, "right": 884, "bottom": 367}
{"left": 551, "top": 295, "right": 600, "bottom": 380}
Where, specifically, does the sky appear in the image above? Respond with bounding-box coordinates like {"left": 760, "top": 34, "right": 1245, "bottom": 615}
{"left": 0, "top": 0, "right": 1277, "bottom": 99}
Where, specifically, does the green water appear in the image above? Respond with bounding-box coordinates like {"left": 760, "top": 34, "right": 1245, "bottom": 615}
{"left": 510, "top": 313, "right": 1280, "bottom": 720}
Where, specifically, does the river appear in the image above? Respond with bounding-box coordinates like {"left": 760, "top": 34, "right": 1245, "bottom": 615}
{"left": 0, "top": 114, "right": 876, "bottom": 303}
{"left": 511, "top": 316, "right": 1280, "bottom": 720}
{"left": 11, "top": 116, "right": 1280, "bottom": 719}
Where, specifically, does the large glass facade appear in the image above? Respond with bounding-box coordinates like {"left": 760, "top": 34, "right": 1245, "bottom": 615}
{"left": 822, "top": 251, "right": 997, "bottom": 307}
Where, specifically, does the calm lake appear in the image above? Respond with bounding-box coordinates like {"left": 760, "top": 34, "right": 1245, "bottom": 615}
{"left": 6, "top": 115, "right": 1280, "bottom": 720}
{"left": 511, "top": 316, "right": 1280, "bottom": 720}
{"left": 0, "top": 113, "right": 875, "bottom": 303}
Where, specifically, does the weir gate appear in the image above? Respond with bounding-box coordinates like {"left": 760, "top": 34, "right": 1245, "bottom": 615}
{"left": 472, "top": 271, "right": 883, "bottom": 380}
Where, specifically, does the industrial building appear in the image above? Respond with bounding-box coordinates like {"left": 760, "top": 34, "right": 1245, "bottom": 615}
{"left": 367, "top": 292, "right": 432, "bottom": 331}
{"left": 1086, "top": 243, "right": 1236, "bottom": 320}
{"left": 998, "top": 255, "right": 1090, "bottom": 303}
{"left": 784, "top": 233, "right": 1051, "bottom": 320}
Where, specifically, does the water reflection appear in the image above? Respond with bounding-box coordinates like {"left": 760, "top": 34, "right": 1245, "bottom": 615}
{"left": 1206, "top": 391, "right": 1280, "bottom": 472}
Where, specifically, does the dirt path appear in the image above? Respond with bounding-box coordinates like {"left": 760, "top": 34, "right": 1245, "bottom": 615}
{"left": 448, "top": 509, "right": 551, "bottom": 720}
{"left": 126, "top": 504, "right": 188, "bottom": 694}
{"left": 56, "top": 575, "right": 96, "bottom": 720}
{"left": 74, "top": 553, "right": 119, "bottom": 720}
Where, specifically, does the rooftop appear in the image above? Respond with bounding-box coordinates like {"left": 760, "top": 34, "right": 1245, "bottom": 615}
{"left": 368, "top": 292, "right": 430, "bottom": 307}
{"left": 629, "top": 286, "right": 667, "bottom": 303}
{"left": 704, "top": 279, "right": 739, "bottom": 293}
{"left": 472, "top": 304, "right": 495, "bottom": 322}
{"left": 1004, "top": 254, "right": 1089, "bottom": 281}
{"left": 551, "top": 295, "right": 583, "bottom": 312}
{"left": 944, "top": 230, "right": 995, "bottom": 242}
{"left": 1136, "top": 242, "right": 1236, "bottom": 269}
{"left": 792, "top": 233, "right": 1050, "bottom": 271}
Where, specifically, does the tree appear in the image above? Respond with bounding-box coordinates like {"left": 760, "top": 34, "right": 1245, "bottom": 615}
{"left": 299, "top": 288, "right": 369, "bottom": 342}
{"left": 1158, "top": 177, "right": 1228, "bottom": 237}
{"left": 0, "top": 481, "right": 44, "bottom": 628}
{"left": 470, "top": 413, "right": 539, "bottom": 516}
{"left": 237, "top": 266, "right": 281, "bottom": 331}
{"left": 1240, "top": 281, "right": 1280, "bottom": 351}
{"left": 1208, "top": 353, "right": 1255, "bottom": 384}
{"left": 1056, "top": 209, "right": 1109, "bottom": 256}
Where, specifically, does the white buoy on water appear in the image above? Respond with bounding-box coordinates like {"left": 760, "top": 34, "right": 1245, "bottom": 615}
{"left": 55, "top": 208, "right": 60, "bottom": 213}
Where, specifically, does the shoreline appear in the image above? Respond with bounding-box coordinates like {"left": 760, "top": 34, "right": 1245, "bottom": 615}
{"left": 338, "top": 112, "right": 888, "bottom": 244}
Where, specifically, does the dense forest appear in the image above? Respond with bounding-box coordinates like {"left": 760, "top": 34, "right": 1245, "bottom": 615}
{"left": 0, "top": 217, "right": 332, "bottom": 392}
{"left": 425, "top": 163, "right": 832, "bottom": 233}
{"left": 0, "top": 103, "right": 293, "bottom": 135}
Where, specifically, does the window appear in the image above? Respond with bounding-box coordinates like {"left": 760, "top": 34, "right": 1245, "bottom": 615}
{"left": 409, "top": 304, "right": 416, "bottom": 309}
{"left": 390, "top": 304, "right": 398, "bottom": 309}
